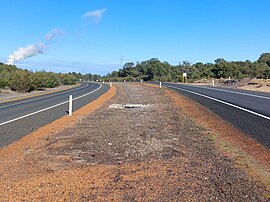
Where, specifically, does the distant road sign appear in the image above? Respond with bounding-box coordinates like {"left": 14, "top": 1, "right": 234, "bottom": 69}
{"left": 183, "top": 73, "right": 187, "bottom": 77}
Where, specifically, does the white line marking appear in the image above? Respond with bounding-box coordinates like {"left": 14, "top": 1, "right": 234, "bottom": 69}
{"left": 0, "top": 84, "right": 102, "bottom": 126}
{"left": 0, "top": 83, "right": 90, "bottom": 110}
{"left": 164, "top": 84, "right": 270, "bottom": 121}
{"left": 179, "top": 83, "right": 270, "bottom": 100}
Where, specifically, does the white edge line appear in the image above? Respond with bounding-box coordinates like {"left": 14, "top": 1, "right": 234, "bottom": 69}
{"left": 165, "top": 84, "right": 270, "bottom": 121}
{"left": 0, "top": 84, "right": 103, "bottom": 126}
{"left": 182, "top": 83, "right": 270, "bottom": 100}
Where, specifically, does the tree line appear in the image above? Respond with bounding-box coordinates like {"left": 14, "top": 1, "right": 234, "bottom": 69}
{"left": 68, "top": 72, "right": 102, "bottom": 82}
{"left": 1, "top": 53, "right": 270, "bottom": 92}
{"left": 0, "top": 63, "right": 77, "bottom": 92}
{"left": 104, "top": 53, "right": 270, "bottom": 82}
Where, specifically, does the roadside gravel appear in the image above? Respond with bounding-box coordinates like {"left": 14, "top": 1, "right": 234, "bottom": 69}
{"left": 0, "top": 83, "right": 268, "bottom": 201}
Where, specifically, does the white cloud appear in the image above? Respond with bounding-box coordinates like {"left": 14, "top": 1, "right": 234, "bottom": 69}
{"left": 82, "top": 8, "right": 107, "bottom": 23}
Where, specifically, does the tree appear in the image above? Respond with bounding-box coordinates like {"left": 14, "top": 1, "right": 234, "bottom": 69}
{"left": 182, "top": 60, "right": 191, "bottom": 67}
{"left": 258, "top": 53, "right": 270, "bottom": 67}
{"left": 102, "top": 53, "right": 270, "bottom": 82}
{"left": 10, "top": 70, "right": 32, "bottom": 92}
{"left": 30, "top": 71, "right": 60, "bottom": 90}
{"left": 59, "top": 74, "right": 77, "bottom": 85}
{"left": 214, "top": 58, "right": 227, "bottom": 64}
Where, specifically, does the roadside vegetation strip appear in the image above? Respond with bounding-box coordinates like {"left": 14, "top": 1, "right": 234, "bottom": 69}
{"left": 0, "top": 83, "right": 81, "bottom": 105}
{"left": 162, "top": 86, "right": 270, "bottom": 188}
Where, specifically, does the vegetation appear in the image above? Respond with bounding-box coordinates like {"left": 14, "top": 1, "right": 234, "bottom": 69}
{"left": 1, "top": 53, "right": 270, "bottom": 92}
{"left": 68, "top": 72, "right": 102, "bottom": 82}
{"left": 0, "top": 63, "right": 77, "bottom": 93}
{"left": 104, "top": 53, "right": 270, "bottom": 82}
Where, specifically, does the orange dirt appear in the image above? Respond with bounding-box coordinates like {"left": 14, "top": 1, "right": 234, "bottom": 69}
{"left": 164, "top": 88, "right": 270, "bottom": 169}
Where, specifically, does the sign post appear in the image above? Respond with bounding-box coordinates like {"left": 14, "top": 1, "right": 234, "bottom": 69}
{"left": 182, "top": 73, "right": 188, "bottom": 83}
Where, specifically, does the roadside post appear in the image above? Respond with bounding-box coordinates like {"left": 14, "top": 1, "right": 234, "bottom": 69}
{"left": 160, "top": 82, "right": 162, "bottom": 88}
{"left": 212, "top": 79, "right": 215, "bottom": 87}
{"left": 110, "top": 82, "right": 112, "bottom": 88}
{"left": 141, "top": 79, "right": 143, "bottom": 83}
{"left": 69, "top": 95, "right": 73, "bottom": 116}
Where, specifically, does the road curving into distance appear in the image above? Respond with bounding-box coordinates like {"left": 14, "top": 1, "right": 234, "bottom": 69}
{"left": 0, "top": 82, "right": 109, "bottom": 148}
{"left": 161, "top": 82, "right": 270, "bottom": 148}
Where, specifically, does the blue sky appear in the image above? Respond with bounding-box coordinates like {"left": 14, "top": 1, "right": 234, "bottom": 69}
{"left": 0, "top": 0, "right": 270, "bottom": 75}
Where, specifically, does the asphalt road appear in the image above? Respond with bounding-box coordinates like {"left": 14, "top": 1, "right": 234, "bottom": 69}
{"left": 161, "top": 82, "right": 270, "bottom": 148}
{"left": 0, "top": 82, "right": 109, "bottom": 148}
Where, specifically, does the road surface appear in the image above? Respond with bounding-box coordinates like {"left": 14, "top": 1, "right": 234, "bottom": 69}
{"left": 0, "top": 82, "right": 109, "bottom": 148}
{"left": 162, "top": 82, "right": 270, "bottom": 148}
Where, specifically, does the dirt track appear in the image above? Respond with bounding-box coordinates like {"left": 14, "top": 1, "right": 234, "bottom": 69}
{"left": 0, "top": 83, "right": 268, "bottom": 201}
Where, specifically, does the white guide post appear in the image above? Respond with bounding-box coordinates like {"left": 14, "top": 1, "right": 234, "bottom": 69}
{"left": 69, "top": 95, "right": 73, "bottom": 116}
{"left": 110, "top": 82, "right": 112, "bottom": 88}
{"left": 160, "top": 82, "right": 162, "bottom": 88}
{"left": 212, "top": 80, "right": 215, "bottom": 87}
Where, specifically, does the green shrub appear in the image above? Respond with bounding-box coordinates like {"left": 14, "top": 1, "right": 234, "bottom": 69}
{"left": 30, "top": 72, "right": 60, "bottom": 90}
{"left": 59, "top": 74, "right": 77, "bottom": 85}
{"left": 10, "top": 70, "right": 32, "bottom": 93}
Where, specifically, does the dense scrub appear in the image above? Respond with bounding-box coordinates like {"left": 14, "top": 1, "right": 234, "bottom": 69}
{"left": 0, "top": 63, "right": 77, "bottom": 92}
